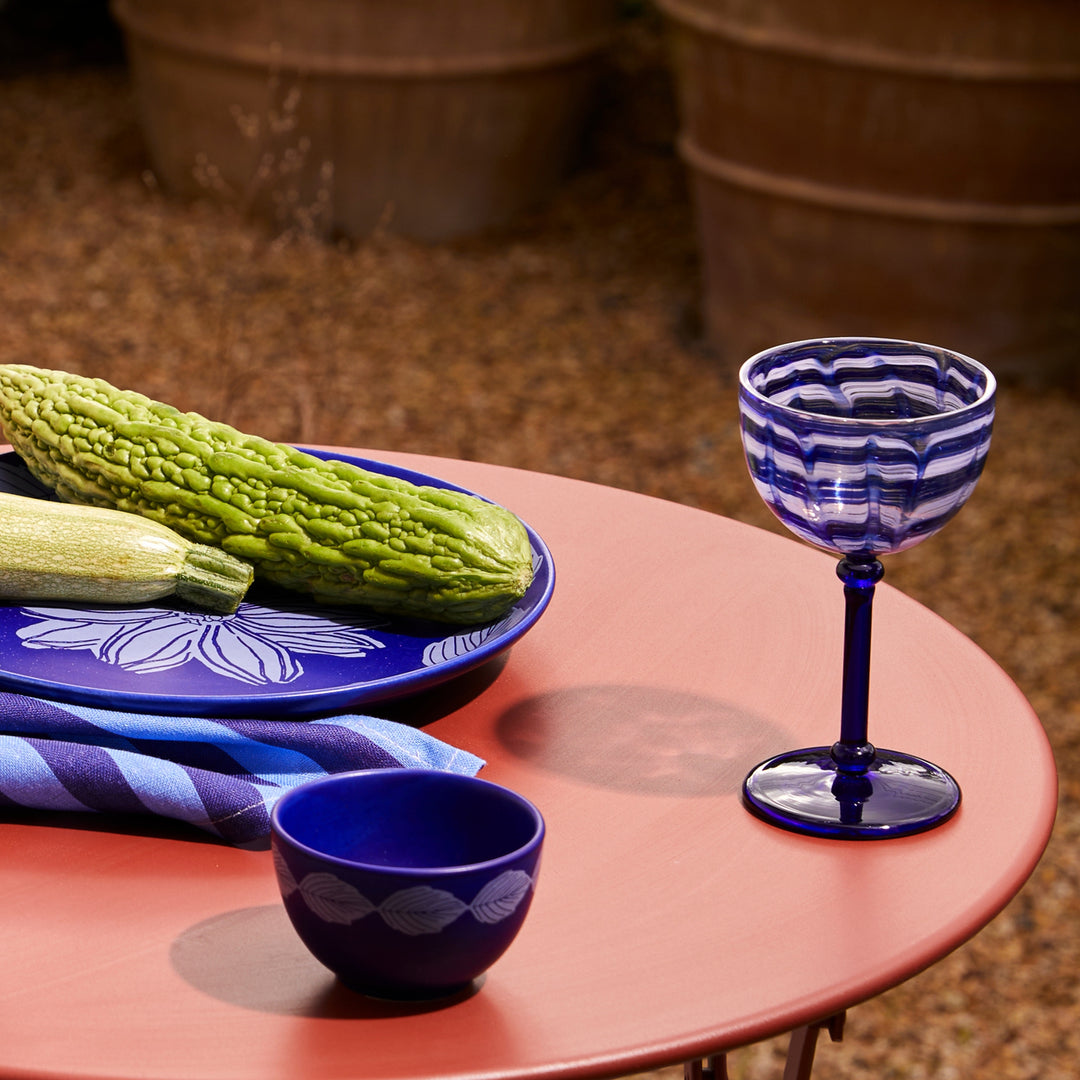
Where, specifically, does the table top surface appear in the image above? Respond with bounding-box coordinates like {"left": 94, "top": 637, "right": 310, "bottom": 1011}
{"left": 0, "top": 447, "right": 1057, "bottom": 1080}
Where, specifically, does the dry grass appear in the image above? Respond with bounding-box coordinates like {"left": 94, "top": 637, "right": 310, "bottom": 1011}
{"left": 1, "top": 11, "right": 1078, "bottom": 1079}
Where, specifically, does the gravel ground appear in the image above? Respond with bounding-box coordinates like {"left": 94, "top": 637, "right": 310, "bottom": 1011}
{"left": 1, "top": 10, "right": 1078, "bottom": 1079}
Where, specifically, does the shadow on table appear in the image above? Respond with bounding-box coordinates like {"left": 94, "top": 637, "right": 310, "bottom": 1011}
{"left": 171, "top": 903, "right": 487, "bottom": 1018}
{"left": 494, "top": 684, "right": 785, "bottom": 797}
{"left": 0, "top": 806, "right": 231, "bottom": 845}
{"left": 375, "top": 653, "right": 511, "bottom": 729}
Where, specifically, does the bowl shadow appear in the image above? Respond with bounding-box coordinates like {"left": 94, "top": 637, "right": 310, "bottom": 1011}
{"left": 170, "top": 904, "right": 485, "bottom": 1018}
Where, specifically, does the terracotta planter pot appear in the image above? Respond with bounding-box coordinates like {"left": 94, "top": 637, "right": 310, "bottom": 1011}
{"left": 111, "top": 0, "right": 616, "bottom": 242}
{"left": 657, "top": 0, "right": 1080, "bottom": 382}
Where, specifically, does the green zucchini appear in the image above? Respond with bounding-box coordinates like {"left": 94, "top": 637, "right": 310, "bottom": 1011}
{"left": 0, "top": 491, "right": 253, "bottom": 613}
{"left": 0, "top": 365, "right": 533, "bottom": 625}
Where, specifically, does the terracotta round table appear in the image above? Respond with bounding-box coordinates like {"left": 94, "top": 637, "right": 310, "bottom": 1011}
{"left": 0, "top": 448, "right": 1057, "bottom": 1080}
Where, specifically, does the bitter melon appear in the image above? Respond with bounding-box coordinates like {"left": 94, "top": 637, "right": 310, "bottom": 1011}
{"left": 0, "top": 365, "right": 534, "bottom": 625}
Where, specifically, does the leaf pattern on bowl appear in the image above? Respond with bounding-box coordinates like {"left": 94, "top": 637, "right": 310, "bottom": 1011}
{"left": 279, "top": 865, "right": 537, "bottom": 935}
{"left": 469, "top": 869, "right": 534, "bottom": 924}
{"left": 297, "top": 873, "right": 378, "bottom": 925}
{"left": 379, "top": 885, "right": 469, "bottom": 935}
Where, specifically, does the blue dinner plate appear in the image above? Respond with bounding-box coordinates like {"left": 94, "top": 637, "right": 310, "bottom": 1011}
{"left": 0, "top": 449, "right": 554, "bottom": 717}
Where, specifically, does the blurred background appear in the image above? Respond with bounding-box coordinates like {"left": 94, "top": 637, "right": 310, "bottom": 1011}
{"left": 1, "top": 2, "right": 1077, "bottom": 1077}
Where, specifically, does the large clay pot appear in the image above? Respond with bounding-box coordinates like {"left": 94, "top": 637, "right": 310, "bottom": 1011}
{"left": 657, "top": 0, "right": 1080, "bottom": 382}
{"left": 111, "top": 0, "right": 616, "bottom": 242}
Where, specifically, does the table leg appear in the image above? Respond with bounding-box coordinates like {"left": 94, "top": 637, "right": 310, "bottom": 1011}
{"left": 683, "top": 1010, "right": 844, "bottom": 1080}
{"left": 783, "top": 1012, "right": 846, "bottom": 1080}
{"left": 683, "top": 1054, "right": 728, "bottom": 1080}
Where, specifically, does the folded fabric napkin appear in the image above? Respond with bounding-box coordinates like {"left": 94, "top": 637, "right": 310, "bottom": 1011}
{"left": 0, "top": 691, "right": 484, "bottom": 847}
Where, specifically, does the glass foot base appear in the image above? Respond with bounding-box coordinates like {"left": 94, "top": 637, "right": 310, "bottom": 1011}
{"left": 743, "top": 747, "right": 961, "bottom": 839}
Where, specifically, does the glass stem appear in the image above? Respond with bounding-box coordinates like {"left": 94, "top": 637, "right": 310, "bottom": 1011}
{"left": 832, "top": 556, "right": 885, "bottom": 772}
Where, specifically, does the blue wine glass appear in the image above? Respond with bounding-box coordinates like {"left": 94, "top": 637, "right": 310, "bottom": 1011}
{"left": 738, "top": 338, "right": 996, "bottom": 839}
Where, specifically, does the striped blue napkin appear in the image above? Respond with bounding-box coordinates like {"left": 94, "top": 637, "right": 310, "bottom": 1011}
{"left": 0, "top": 692, "right": 484, "bottom": 847}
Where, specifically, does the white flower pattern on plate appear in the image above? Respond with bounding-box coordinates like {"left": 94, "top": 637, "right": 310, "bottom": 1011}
{"left": 15, "top": 603, "right": 386, "bottom": 685}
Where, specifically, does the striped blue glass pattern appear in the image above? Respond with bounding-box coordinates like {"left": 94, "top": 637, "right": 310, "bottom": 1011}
{"left": 739, "top": 338, "right": 996, "bottom": 555}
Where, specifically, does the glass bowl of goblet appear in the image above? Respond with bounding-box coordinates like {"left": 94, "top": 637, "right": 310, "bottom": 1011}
{"left": 738, "top": 337, "right": 996, "bottom": 839}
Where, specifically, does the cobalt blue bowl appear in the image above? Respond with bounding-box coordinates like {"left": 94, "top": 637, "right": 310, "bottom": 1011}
{"left": 270, "top": 769, "right": 544, "bottom": 1000}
